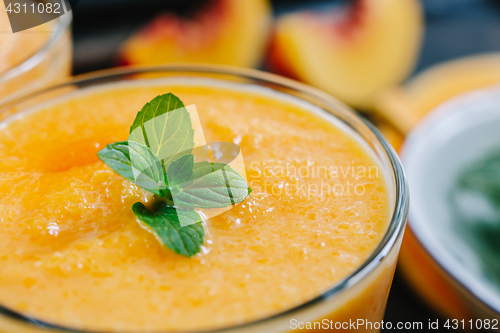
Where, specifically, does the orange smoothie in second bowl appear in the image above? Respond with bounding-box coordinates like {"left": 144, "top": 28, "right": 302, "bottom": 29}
{"left": 0, "top": 67, "right": 408, "bottom": 333}
{"left": 0, "top": 2, "right": 72, "bottom": 103}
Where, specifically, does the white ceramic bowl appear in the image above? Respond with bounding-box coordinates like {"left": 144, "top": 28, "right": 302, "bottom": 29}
{"left": 402, "top": 86, "right": 500, "bottom": 319}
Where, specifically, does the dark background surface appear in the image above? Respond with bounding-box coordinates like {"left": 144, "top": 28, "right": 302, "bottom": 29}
{"left": 69, "top": 0, "right": 500, "bottom": 331}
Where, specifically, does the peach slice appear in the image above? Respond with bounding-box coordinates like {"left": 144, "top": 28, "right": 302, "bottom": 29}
{"left": 268, "top": 0, "right": 423, "bottom": 110}
{"left": 376, "top": 53, "right": 500, "bottom": 134}
{"left": 375, "top": 119, "right": 404, "bottom": 153}
{"left": 118, "top": 0, "right": 272, "bottom": 68}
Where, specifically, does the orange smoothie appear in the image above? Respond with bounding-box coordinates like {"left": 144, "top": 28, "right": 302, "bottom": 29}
{"left": 0, "top": 3, "right": 72, "bottom": 103}
{"left": 0, "top": 80, "right": 393, "bottom": 332}
{"left": 0, "top": 16, "right": 47, "bottom": 75}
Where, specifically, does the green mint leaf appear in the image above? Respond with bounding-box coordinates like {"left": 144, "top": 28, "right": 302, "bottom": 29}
{"left": 167, "top": 154, "right": 194, "bottom": 186}
{"left": 170, "top": 162, "right": 251, "bottom": 209}
{"left": 128, "top": 93, "right": 194, "bottom": 171}
{"left": 132, "top": 202, "right": 204, "bottom": 257}
{"left": 97, "top": 141, "right": 167, "bottom": 196}
{"left": 129, "top": 93, "right": 184, "bottom": 143}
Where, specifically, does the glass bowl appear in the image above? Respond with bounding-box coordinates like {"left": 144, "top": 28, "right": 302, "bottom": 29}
{"left": 0, "top": 9, "right": 72, "bottom": 104}
{"left": 0, "top": 65, "right": 408, "bottom": 333}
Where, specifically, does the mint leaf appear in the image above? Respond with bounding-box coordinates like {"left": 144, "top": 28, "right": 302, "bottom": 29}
{"left": 97, "top": 141, "right": 167, "bottom": 196}
{"left": 132, "top": 202, "right": 204, "bottom": 257}
{"left": 129, "top": 93, "right": 184, "bottom": 143}
{"left": 170, "top": 162, "right": 251, "bottom": 209}
{"left": 128, "top": 93, "right": 194, "bottom": 171}
{"left": 167, "top": 154, "right": 194, "bottom": 186}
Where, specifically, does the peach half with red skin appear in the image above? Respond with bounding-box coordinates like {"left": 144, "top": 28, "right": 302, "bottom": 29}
{"left": 376, "top": 53, "right": 500, "bottom": 134}
{"left": 118, "top": 0, "right": 272, "bottom": 68}
{"left": 268, "top": 0, "right": 423, "bottom": 110}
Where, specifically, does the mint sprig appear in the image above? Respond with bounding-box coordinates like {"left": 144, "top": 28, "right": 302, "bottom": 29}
{"left": 97, "top": 93, "right": 252, "bottom": 257}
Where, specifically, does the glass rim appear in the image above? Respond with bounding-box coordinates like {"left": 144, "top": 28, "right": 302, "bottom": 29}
{"left": 0, "top": 11, "right": 72, "bottom": 84}
{"left": 0, "top": 64, "right": 409, "bottom": 333}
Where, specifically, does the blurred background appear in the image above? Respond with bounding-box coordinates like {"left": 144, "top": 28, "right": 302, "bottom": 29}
{"left": 72, "top": 0, "right": 500, "bottom": 75}
{"left": 46, "top": 0, "right": 500, "bottom": 330}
